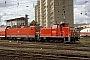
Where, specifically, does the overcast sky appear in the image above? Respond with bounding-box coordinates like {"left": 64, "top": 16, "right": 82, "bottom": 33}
{"left": 0, "top": 0, "right": 90, "bottom": 25}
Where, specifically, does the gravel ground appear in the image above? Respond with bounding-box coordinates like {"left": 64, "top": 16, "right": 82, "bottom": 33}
{"left": 0, "top": 39, "right": 90, "bottom": 60}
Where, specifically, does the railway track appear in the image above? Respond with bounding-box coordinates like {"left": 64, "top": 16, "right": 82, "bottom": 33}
{"left": 0, "top": 49, "right": 90, "bottom": 60}
{"left": 0, "top": 40, "right": 90, "bottom": 60}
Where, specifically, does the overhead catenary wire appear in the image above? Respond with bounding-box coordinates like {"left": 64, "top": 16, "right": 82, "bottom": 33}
{"left": 5, "top": 0, "right": 6, "bottom": 7}
{"left": 81, "top": 1, "right": 88, "bottom": 15}
{"left": 85, "top": 1, "right": 87, "bottom": 15}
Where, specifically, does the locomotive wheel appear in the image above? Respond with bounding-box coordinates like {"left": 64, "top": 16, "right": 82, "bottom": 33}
{"left": 40, "top": 37, "right": 45, "bottom": 42}
{"left": 12, "top": 38, "right": 16, "bottom": 41}
{"left": 70, "top": 40, "right": 75, "bottom": 44}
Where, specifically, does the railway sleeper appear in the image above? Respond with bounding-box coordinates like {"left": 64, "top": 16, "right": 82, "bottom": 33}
{"left": 60, "top": 54, "right": 90, "bottom": 59}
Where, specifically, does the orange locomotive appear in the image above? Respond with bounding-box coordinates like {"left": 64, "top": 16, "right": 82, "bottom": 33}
{"left": 5, "top": 26, "right": 41, "bottom": 41}
{"left": 0, "top": 26, "right": 41, "bottom": 41}
{"left": 0, "top": 22, "right": 79, "bottom": 43}
{"left": 40, "top": 22, "right": 79, "bottom": 43}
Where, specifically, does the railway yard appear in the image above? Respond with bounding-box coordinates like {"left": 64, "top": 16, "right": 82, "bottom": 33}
{"left": 0, "top": 37, "right": 90, "bottom": 60}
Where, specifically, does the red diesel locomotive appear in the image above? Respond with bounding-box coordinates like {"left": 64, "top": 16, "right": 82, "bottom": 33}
{"left": 0, "top": 22, "right": 79, "bottom": 43}
{"left": 40, "top": 22, "right": 79, "bottom": 43}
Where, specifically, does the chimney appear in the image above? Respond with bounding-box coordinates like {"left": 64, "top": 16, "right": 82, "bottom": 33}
{"left": 25, "top": 14, "right": 28, "bottom": 27}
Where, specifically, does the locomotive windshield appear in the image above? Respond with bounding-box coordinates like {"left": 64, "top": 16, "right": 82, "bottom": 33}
{"left": 36, "top": 26, "right": 42, "bottom": 31}
{"left": 52, "top": 25, "right": 57, "bottom": 28}
{"left": 36, "top": 27, "right": 40, "bottom": 31}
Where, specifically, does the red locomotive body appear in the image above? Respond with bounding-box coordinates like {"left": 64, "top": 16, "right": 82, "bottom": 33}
{"left": 6, "top": 26, "right": 41, "bottom": 41}
{"left": 40, "top": 22, "right": 79, "bottom": 43}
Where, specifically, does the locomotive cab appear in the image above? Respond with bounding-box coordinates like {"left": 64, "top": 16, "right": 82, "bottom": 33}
{"left": 52, "top": 22, "right": 68, "bottom": 28}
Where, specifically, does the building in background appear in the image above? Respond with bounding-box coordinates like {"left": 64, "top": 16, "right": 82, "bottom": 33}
{"left": 35, "top": 0, "right": 74, "bottom": 27}
{"left": 74, "top": 23, "right": 90, "bottom": 28}
{"left": 6, "top": 14, "right": 28, "bottom": 27}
